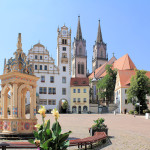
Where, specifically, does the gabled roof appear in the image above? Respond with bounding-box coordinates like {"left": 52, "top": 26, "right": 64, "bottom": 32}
{"left": 70, "top": 78, "right": 89, "bottom": 86}
{"left": 99, "top": 54, "right": 136, "bottom": 78}
{"left": 89, "top": 56, "right": 117, "bottom": 79}
{"left": 118, "top": 70, "right": 150, "bottom": 87}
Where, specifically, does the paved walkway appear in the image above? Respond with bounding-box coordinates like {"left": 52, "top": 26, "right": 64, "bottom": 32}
{"left": 37, "top": 113, "right": 150, "bottom": 150}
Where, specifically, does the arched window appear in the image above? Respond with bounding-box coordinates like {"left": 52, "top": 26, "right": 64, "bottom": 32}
{"left": 78, "top": 63, "right": 80, "bottom": 74}
{"left": 72, "top": 106, "right": 77, "bottom": 113}
{"left": 83, "top": 106, "right": 88, "bottom": 113}
{"left": 79, "top": 47, "right": 82, "bottom": 55}
{"left": 101, "top": 51, "right": 103, "bottom": 57}
{"left": 81, "top": 64, "right": 84, "bottom": 74}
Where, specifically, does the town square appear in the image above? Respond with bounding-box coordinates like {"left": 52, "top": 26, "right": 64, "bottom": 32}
{"left": 0, "top": 0, "right": 150, "bottom": 149}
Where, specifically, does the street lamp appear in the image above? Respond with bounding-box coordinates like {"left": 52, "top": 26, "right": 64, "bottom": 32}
{"left": 136, "top": 102, "right": 142, "bottom": 115}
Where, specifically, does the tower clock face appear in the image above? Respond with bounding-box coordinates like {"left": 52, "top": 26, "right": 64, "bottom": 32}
{"left": 62, "top": 30, "right": 66, "bottom": 35}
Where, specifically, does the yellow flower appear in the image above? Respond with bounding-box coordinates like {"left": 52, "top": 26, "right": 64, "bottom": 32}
{"left": 34, "top": 139, "right": 40, "bottom": 147}
{"left": 34, "top": 124, "right": 40, "bottom": 129}
{"left": 38, "top": 106, "right": 46, "bottom": 118}
{"left": 51, "top": 108, "right": 60, "bottom": 120}
{"left": 44, "top": 120, "right": 48, "bottom": 126}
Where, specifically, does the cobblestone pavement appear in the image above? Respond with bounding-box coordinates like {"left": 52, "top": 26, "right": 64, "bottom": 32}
{"left": 39, "top": 113, "right": 150, "bottom": 150}
{"left": 1, "top": 114, "right": 150, "bottom": 150}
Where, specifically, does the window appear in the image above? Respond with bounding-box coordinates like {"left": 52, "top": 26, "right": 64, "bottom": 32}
{"left": 39, "top": 99, "right": 47, "bottom": 105}
{"left": 39, "top": 87, "right": 47, "bottom": 94}
{"left": 62, "top": 77, "right": 66, "bottom": 83}
{"left": 50, "top": 76, "right": 54, "bottom": 83}
{"left": 63, "top": 66, "right": 66, "bottom": 72}
{"left": 35, "top": 55, "right": 38, "bottom": 59}
{"left": 73, "top": 98, "right": 76, "bottom": 102}
{"left": 78, "top": 89, "right": 80, "bottom": 93}
{"left": 125, "top": 99, "right": 128, "bottom": 104}
{"left": 41, "top": 76, "right": 45, "bottom": 82}
{"left": 35, "top": 65, "right": 37, "bottom": 70}
{"left": 48, "top": 88, "right": 56, "bottom": 94}
{"left": 83, "top": 89, "right": 86, "bottom": 93}
{"left": 62, "top": 88, "right": 66, "bottom": 95}
{"left": 83, "top": 98, "right": 87, "bottom": 102}
{"left": 78, "top": 63, "right": 80, "bottom": 74}
{"left": 44, "top": 65, "right": 47, "bottom": 70}
{"left": 81, "top": 64, "right": 84, "bottom": 74}
{"left": 79, "top": 47, "right": 82, "bottom": 54}
{"left": 48, "top": 99, "right": 56, "bottom": 105}
{"left": 78, "top": 98, "right": 80, "bottom": 102}
{"left": 40, "top": 65, "right": 42, "bottom": 70}
{"left": 63, "top": 47, "right": 66, "bottom": 51}
{"left": 62, "top": 39, "right": 67, "bottom": 44}
{"left": 40, "top": 56, "right": 42, "bottom": 60}
{"left": 73, "top": 89, "right": 76, "bottom": 93}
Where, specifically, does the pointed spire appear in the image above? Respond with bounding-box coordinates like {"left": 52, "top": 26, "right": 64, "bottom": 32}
{"left": 97, "top": 20, "right": 103, "bottom": 43}
{"left": 76, "top": 16, "right": 82, "bottom": 40}
{"left": 17, "top": 33, "right": 22, "bottom": 52}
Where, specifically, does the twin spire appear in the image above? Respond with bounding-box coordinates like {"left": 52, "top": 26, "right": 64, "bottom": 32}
{"left": 97, "top": 20, "right": 103, "bottom": 43}
{"left": 76, "top": 16, "right": 82, "bottom": 40}
{"left": 76, "top": 16, "right": 103, "bottom": 43}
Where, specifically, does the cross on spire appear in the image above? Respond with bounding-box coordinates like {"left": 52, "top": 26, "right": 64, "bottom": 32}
{"left": 97, "top": 20, "right": 103, "bottom": 43}
{"left": 76, "top": 16, "right": 82, "bottom": 40}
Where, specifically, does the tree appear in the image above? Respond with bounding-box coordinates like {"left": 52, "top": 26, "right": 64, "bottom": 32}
{"left": 97, "top": 64, "right": 117, "bottom": 104}
{"left": 62, "top": 101, "right": 68, "bottom": 110}
{"left": 127, "top": 70, "right": 150, "bottom": 114}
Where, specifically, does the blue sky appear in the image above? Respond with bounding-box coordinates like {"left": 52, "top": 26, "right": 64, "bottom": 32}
{"left": 0, "top": 0, "right": 150, "bottom": 75}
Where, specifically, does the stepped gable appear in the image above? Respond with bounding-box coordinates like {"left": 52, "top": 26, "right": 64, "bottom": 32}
{"left": 89, "top": 56, "right": 117, "bottom": 79}
{"left": 99, "top": 54, "right": 136, "bottom": 78}
{"left": 70, "top": 78, "right": 89, "bottom": 86}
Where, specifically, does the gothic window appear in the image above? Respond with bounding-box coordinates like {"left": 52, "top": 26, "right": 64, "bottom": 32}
{"left": 79, "top": 47, "right": 82, "bottom": 55}
{"left": 78, "top": 63, "right": 80, "bottom": 74}
{"left": 81, "top": 64, "right": 84, "bottom": 74}
{"left": 62, "top": 39, "right": 67, "bottom": 45}
{"left": 101, "top": 51, "right": 103, "bottom": 57}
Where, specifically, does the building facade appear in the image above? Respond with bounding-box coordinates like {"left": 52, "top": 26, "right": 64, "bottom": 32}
{"left": 70, "top": 78, "right": 89, "bottom": 113}
{"left": 27, "top": 25, "right": 71, "bottom": 112}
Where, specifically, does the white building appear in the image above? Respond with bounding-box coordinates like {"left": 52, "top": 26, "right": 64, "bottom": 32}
{"left": 27, "top": 25, "right": 71, "bottom": 112}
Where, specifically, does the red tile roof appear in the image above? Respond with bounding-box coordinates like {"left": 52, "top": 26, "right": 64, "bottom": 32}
{"left": 70, "top": 78, "right": 89, "bottom": 86}
{"left": 118, "top": 70, "right": 150, "bottom": 87}
{"left": 89, "top": 56, "right": 117, "bottom": 79}
{"left": 99, "top": 54, "right": 136, "bottom": 78}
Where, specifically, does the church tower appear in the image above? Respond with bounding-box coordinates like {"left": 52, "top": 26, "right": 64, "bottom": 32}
{"left": 72, "top": 16, "right": 87, "bottom": 77}
{"left": 92, "top": 20, "right": 108, "bottom": 72}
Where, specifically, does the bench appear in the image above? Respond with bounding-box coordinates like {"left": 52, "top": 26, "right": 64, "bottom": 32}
{"left": 69, "top": 132, "right": 107, "bottom": 150}
{"left": 0, "top": 132, "right": 107, "bottom": 150}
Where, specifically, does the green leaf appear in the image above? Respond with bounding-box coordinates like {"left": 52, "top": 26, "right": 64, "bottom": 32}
{"left": 33, "top": 131, "right": 39, "bottom": 138}
{"left": 59, "top": 131, "right": 72, "bottom": 144}
{"left": 41, "top": 138, "right": 53, "bottom": 149}
{"left": 28, "top": 139, "right": 35, "bottom": 145}
{"left": 46, "top": 120, "right": 50, "bottom": 129}
{"left": 46, "top": 129, "right": 51, "bottom": 136}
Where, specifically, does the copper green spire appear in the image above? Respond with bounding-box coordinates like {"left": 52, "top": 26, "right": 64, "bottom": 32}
{"left": 97, "top": 20, "right": 103, "bottom": 43}
{"left": 76, "top": 16, "right": 82, "bottom": 40}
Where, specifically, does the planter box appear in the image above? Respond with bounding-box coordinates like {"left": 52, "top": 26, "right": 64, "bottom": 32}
{"left": 90, "top": 128, "right": 108, "bottom": 136}
{"left": 145, "top": 113, "right": 150, "bottom": 119}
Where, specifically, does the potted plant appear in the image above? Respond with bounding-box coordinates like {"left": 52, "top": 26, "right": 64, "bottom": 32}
{"left": 90, "top": 118, "right": 108, "bottom": 136}
{"left": 29, "top": 106, "right": 72, "bottom": 150}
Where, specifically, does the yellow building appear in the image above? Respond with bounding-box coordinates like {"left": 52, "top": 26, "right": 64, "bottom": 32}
{"left": 70, "top": 78, "right": 89, "bottom": 113}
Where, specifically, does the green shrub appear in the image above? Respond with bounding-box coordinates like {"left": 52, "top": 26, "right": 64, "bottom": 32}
{"left": 129, "top": 110, "right": 134, "bottom": 114}
{"left": 92, "top": 118, "right": 107, "bottom": 130}
{"left": 143, "top": 109, "right": 150, "bottom": 114}
{"left": 134, "top": 111, "right": 138, "bottom": 115}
